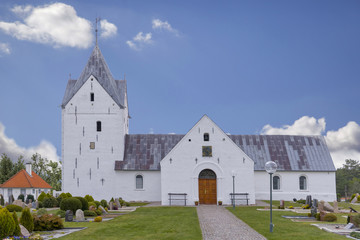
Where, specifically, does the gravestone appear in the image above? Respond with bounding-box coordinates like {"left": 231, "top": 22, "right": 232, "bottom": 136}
{"left": 109, "top": 202, "right": 113, "bottom": 210}
{"left": 351, "top": 193, "right": 359, "bottom": 203}
{"left": 76, "top": 209, "right": 85, "bottom": 221}
{"left": 115, "top": 198, "right": 121, "bottom": 208}
{"left": 311, "top": 199, "right": 318, "bottom": 217}
{"left": 319, "top": 211, "right": 326, "bottom": 221}
{"left": 345, "top": 223, "right": 354, "bottom": 229}
{"left": 313, "top": 199, "right": 318, "bottom": 208}
{"left": 333, "top": 201, "right": 339, "bottom": 213}
{"left": 89, "top": 205, "right": 96, "bottom": 211}
{"left": 35, "top": 201, "right": 39, "bottom": 209}
{"left": 323, "top": 201, "right": 334, "bottom": 212}
{"left": 65, "top": 210, "right": 73, "bottom": 222}
{"left": 306, "top": 195, "right": 312, "bottom": 207}
{"left": 280, "top": 200, "right": 285, "bottom": 209}
{"left": 99, "top": 205, "right": 107, "bottom": 214}
{"left": 318, "top": 201, "right": 324, "bottom": 212}
{"left": 13, "top": 200, "right": 24, "bottom": 208}
{"left": 31, "top": 202, "right": 36, "bottom": 209}
{"left": 20, "top": 224, "right": 30, "bottom": 237}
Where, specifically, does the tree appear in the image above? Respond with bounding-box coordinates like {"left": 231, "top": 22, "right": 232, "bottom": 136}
{"left": 0, "top": 154, "right": 14, "bottom": 184}
{"left": 12, "top": 155, "right": 25, "bottom": 176}
{"left": 31, "top": 153, "right": 62, "bottom": 191}
{"left": 336, "top": 159, "right": 360, "bottom": 197}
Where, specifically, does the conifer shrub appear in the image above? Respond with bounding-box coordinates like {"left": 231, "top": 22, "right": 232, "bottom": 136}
{"left": 75, "top": 197, "right": 88, "bottom": 211}
{"left": 324, "top": 213, "right": 337, "bottom": 222}
{"left": 37, "top": 192, "right": 47, "bottom": 202}
{"left": 12, "top": 211, "right": 21, "bottom": 236}
{"left": 0, "top": 195, "right": 4, "bottom": 206}
{"left": 6, "top": 204, "right": 23, "bottom": 212}
{"left": 100, "top": 199, "right": 108, "bottom": 208}
{"left": 56, "top": 210, "right": 66, "bottom": 218}
{"left": 0, "top": 206, "right": 16, "bottom": 238}
{"left": 20, "top": 207, "right": 34, "bottom": 233}
{"left": 17, "top": 194, "right": 25, "bottom": 202}
{"left": 84, "top": 210, "right": 97, "bottom": 217}
{"left": 43, "top": 196, "right": 58, "bottom": 208}
{"left": 94, "top": 216, "right": 102, "bottom": 222}
{"left": 33, "top": 214, "right": 64, "bottom": 231}
{"left": 84, "top": 195, "right": 95, "bottom": 202}
{"left": 26, "top": 194, "right": 34, "bottom": 204}
{"left": 60, "top": 197, "right": 82, "bottom": 214}
{"left": 94, "top": 201, "right": 101, "bottom": 208}
{"left": 110, "top": 197, "right": 114, "bottom": 203}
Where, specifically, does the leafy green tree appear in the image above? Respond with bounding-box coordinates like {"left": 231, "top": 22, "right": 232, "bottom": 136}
{"left": 31, "top": 153, "right": 62, "bottom": 191}
{"left": 336, "top": 159, "right": 360, "bottom": 197}
{"left": 0, "top": 154, "right": 14, "bottom": 184}
{"left": 12, "top": 155, "right": 25, "bottom": 176}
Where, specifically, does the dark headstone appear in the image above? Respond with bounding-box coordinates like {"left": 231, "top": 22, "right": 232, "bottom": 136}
{"left": 306, "top": 195, "right": 312, "bottom": 207}
{"left": 65, "top": 210, "right": 73, "bottom": 222}
{"left": 349, "top": 207, "right": 358, "bottom": 213}
{"left": 313, "top": 199, "right": 318, "bottom": 208}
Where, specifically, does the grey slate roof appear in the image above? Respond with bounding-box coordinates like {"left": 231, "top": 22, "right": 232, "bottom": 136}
{"left": 62, "top": 45, "right": 125, "bottom": 108}
{"left": 115, "top": 134, "right": 335, "bottom": 172}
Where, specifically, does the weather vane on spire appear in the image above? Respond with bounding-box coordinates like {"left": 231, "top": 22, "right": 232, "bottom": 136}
{"left": 95, "top": 17, "right": 101, "bottom": 46}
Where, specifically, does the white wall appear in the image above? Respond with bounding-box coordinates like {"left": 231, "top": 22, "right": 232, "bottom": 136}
{"left": 161, "top": 116, "right": 255, "bottom": 206}
{"left": 254, "top": 171, "right": 336, "bottom": 202}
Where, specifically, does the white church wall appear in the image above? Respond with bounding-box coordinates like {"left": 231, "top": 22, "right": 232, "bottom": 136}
{"left": 254, "top": 171, "right": 336, "bottom": 202}
{"left": 62, "top": 75, "right": 126, "bottom": 199}
{"left": 161, "top": 116, "right": 256, "bottom": 206}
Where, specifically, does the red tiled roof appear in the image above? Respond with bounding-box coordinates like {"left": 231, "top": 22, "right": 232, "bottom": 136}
{"left": 0, "top": 169, "right": 52, "bottom": 189}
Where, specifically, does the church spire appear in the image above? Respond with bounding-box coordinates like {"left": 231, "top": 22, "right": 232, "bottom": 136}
{"left": 95, "top": 17, "right": 101, "bottom": 46}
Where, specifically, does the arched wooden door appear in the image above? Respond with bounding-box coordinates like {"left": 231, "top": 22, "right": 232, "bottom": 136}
{"left": 198, "top": 169, "right": 217, "bottom": 204}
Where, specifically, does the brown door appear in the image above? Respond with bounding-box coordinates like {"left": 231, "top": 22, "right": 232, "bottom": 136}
{"left": 199, "top": 179, "right": 217, "bottom": 204}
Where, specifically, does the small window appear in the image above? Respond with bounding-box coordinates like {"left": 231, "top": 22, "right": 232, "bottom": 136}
{"left": 204, "top": 133, "right": 209, "bottom": 141}
{"left": 21, "top": 188, "right": 26, "bottom": 195}
{"left": 273, "top": 176, "right": 280, "bottom": 190}
{"left": 97, "top": 121, "right": 102, "bottom": 132}
{"left": 90, "top": 142, "right": 95, "bottom": 149}
{"left": 299, "top": 176, "right": 307, "bottom": 190}
{"left": 136, "top": 175, "right": 143, "bottom": 189}
{"left": 90, "top": 93, "right": 94, "bottom": 101}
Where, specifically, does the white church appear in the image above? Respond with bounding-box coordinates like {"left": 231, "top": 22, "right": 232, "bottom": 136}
{"left": 61, "top": 44, "right": 336, "bottom": 205}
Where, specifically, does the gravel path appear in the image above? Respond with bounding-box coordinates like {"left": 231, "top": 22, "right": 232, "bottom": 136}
{"left": 197, "top": 205, "right": 267, "bottom": 240}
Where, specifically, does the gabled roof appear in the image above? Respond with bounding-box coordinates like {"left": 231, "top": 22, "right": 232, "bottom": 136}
{"left": 115, "top": 134, "right": 335, "bottom": 172}
{"left": 62, "top": 45, "right": 125, "bottom": 109}
{"left": 0, "top": 170, "right": 52, "bottom": 189}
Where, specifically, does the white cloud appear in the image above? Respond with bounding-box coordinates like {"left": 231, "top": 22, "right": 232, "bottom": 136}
{"left": 100, "top": 19, "right": 117, "bottom": 39}
{"left": 261, "top": 116, "right": 360, "bottom": 168}
{"left": 0, "top": 3, "right": 93, "bottom": 48}
{"left": 0, "top": 122, "right": 60, "bottom": 164}
{"left": 126, "top": 32, "right": 152, "bottom": 51}
{"left": 152, "top": 19, "right": 178, "bottom": 36}
{"left": 0, "top": 43, "right": 11, "bottom": 55}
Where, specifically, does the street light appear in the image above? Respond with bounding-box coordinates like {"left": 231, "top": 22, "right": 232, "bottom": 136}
{"left": 231, "top": 170, "right": 236, "bottom": 209}
{"left": 265, "top": 161, "right": 277, "bottom": 233}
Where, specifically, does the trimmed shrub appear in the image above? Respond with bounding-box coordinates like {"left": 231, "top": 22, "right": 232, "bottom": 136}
{"left": 316, "top": 213, "right": 321, "bottom": 221}
{"left": 37, "top": 192, "right": 47, "bottom": 202}
{"left": 94, "top": 216, "right": 102, "bottom": 222}
{"left": 0, "top": 195, "right": 4, "bottom": 206}
{"left": 20, "top": 207, "right": 34, "bottom": 233}
{"left": 59, "top": 193, "right": 69, "bottom": 199}
{"left": 26, "top": 194, "right": 34, "bottom": 204}
{"left": 37, "top": 208, "right": 48, "bottom": 216}
{"left": 84, "top": 210, "right": 97, "bottom": 217}
{"left": 56, "top": 210, "right": 66, "bottom": 218}
{"left": 88, "top": 201, "right": 96, "bottom": 208}
{"left": 357, "top": 195, "right": 360, "bottom": 202}
{"left": 75, "top": 197, "right": 89, "bottom": 211}
{"left": 105, "top": 207, "right": 108, "bottom": 212}
{"left": 6, "top": 204, "right": 23, "bottom": 212}
{"left": 324, "top": 213, "right": 337, "bottom": 222}
{"left": 66, "top": 193, "right": 72, "bottom": 198}
{"left": 94, "top": 201, "right": 101, "bottom": 208}
{"left": 84, "top": 195, "right": 95, "bottom": 202}
{"left": 33, "top": 214, "right": 64, "bottom": 231}
{"left": 17, "top": 194, "right": 25, "bottom": 202}
{"left": 100, "top": 199, "right": 108, "bottom": 208}
{"left": 0, "top": 207, "right": 16, "bottom": 238}
{"left": 12, "top": 211, "right": 21, "bottom": 236}
{"left": 38, "top": 201, "right": 43, "bottom": 209}
{"left": 43, "top": 197, "right": 58, "bottom": 208}
{"left": 95, "top": 209, "right": 102, "bottom": 216}
{"left": 60, "top": 197, "right": 82, "bottom": 214}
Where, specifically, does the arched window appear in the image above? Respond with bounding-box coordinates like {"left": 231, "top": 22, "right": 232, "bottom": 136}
{"left": 204, "top": 133, "right": 209, "bottom": 141}
{"left": 273, "top": 176, "right": 280, "bottom": 190}
{"left": 96, "top": 121, "right": 102, "bottom": 132}
{"left": 299, "top": 176, "right": 307, "bottom": 190}
{"left": 136, "top": 175, "right": 143, "bottom": 189}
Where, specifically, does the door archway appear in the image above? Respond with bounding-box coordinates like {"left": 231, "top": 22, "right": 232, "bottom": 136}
{"left": 198, "top": 169, "right": 217, "bottom": 204}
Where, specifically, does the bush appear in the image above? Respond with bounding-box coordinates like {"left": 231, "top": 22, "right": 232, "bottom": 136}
{"left": 296, "top": 199, "right": 306, "bottom": 204}
{"left": 288, "top": 206, "right": 294, "bottom": 209}
{"left": 302, "top": 204, "right": 310, "bottom": 209}
{"left": 26, "top": 194, "right": 34, "bottom": 204}
{"left": 75, "top": 197, "right": 88, "bottom": 211}
{"left": 38, "top": 201, "right": 43, "bottom": 209}
{"left": 12, "top": 211, "right": 21, "bottom": 236}
{"left": 0, "top": 207, "right": 16, "bottom": 238}
{"left": 6, "top": 204, "right": 23, "bottom": 212}
{"left": 84, "top": 195, "right": 95, "bottom": 202}
{"left": 352, "top": 214, "right": 360, "bottom": 227}
{"left": 94, "top": 216, "right": 102, "bottom": 222}
{"left": 56, "top": 210, "right": 66, "bottom": 218}
{"left": 18, "top": 194, "right": 25, "bottom": 202}
{"left": 60, "top": 197, "right": 82, "bottom": 214}
{"left": 95, "top": 209, "right": 102, "bottom": 216}
{"left": 324, "top": 213, "right": 337, "bottom": 222}
{"left": 0, "top": 195, "right": 4, "bottom": 206}
{"left": 316, "top": 213, "right": 321, "bottom": 221}
{"left": 100, "top": 199, "right": 108, "bottom": 208}
{"left": 88, "top": 201, "right": 96, "bottom": 208}
{"left": 66, "top": 193, "right": 72, "bottom": 198}
{"left": 84, "top": 210, "right": 97, "bottom": 217}
{"left": 94, "top": 201, "right": 101, "bottom": 208}
{"left": 357, "top": 196, "right": 360, "bottom": 202}
{"left": 33, "top": 214, "right": 64, "bottom": 231}
{"left": 37, "top": 192, "right": 47, "bottom": 202}
{"left": 110, "top": 197, "right": 114, "bottom": 203}
{"left": 350, "top": 232, "right": 360, "bottom": 239}
{"left": 43, "top": 197, "right": 58, "bottom": 208}
{"left": 20, "top": 207, "right": 34, "bottom": 233}
{"left": 105, "top": 207, "right": 108, "bottom": 212}
{"left": 37, "top": 208, "right": 48, "bottom": 216}
{"left": 351, "top": 193, "right": 357, "bottom": 202}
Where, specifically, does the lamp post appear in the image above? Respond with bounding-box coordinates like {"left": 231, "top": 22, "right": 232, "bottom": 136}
{"left": 231, "top": 170, "right": 235, "bottom": 209}
{"left": 265, "top": 161, "right": 277, "bottom": 233}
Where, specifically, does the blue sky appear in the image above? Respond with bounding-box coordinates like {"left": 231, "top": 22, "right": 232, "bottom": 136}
{"left": 0, "top": 0, "right": 359, "bottom": 168}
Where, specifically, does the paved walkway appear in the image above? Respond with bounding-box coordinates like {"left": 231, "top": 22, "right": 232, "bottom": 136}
{"left": 197, "top": 205, "right": 266, "bottom": 240}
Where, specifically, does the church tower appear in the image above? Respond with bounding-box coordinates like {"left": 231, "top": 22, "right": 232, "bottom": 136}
{"left": 61, "top": 44, "right": 129, "bottom": 198}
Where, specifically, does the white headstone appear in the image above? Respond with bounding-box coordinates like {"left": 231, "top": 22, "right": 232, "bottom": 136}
{"left": 75, "top": 209, "right": 85, "bottom": 221}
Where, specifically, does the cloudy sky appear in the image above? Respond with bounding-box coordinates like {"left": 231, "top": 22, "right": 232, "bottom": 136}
{"left": 0, "top": 0, "right": 359, "bottom": 168}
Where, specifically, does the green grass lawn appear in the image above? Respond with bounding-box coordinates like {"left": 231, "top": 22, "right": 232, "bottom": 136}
{"left": 127, "top": 202, "right": 150, "bottom": 207}
{"left": 58, "top": 207, "right": 202, "bottom": 240}
{"left": 227, "top": 206, "right": 347, "bottom": 240}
